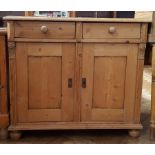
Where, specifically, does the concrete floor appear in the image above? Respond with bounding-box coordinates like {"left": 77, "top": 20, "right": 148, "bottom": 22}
{"left": 0, "top": 66, "right": 154, "bottom": 144}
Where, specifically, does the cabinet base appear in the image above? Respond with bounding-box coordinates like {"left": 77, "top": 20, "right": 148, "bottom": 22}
{"left": 8, "top": 123, "right": 142, "bottom": 140}
{"left": 8, "top": 122, "right": 143, "bottom": 131}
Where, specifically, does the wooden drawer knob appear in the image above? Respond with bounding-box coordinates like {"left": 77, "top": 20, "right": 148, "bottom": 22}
{"left": 40, "top": 25, "right": 48, "bottom": 33}
{"left": 108, "top": 26, "right": 116, "bottom": 33}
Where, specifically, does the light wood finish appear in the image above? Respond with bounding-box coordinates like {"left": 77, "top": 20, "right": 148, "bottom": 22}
{"left": 12, "top": 38, "right": 141, "bottom": 43}
{"left": 8, "top": 41, "right": 16, "bottom": 126}
{"left": 5, "top": 17, "right": 148, "bottom": 139}
{"left": 74, "top": 22, "right": 83, "bottom": 121}
{"left": 83, "top": 23, "right": 141, "bottom": 39}
{"left": 134, "top": 59, "right": 144, "bottom": 123}
{"left": 140, "top": 24, "right": 148, "bottom": 43}
{"left": 7, "top": 21, "right": 14, "bottom": 41}
{"left": 13, "top": 38, "right": 77, "bottom": 42}
{"left": 81, "top": 44, "right": 138, "bottom": 122}
{"left": 149, "top": 12, "right": 155, "bottom": 43}
{"left": 16, "top": 43, "right": 75, "bottom": 123}
{"left": 6, "top": 19, "right": 147, "bottom": 43}
{"left": 4, "top": 16, "right": 152, "bottom": 23}
{"left": 8, "top": 122, "right": 142, "bottom": 130}
{"left": 151, "top": 12, "right": 155, "bottom": 37}
{"left": 135, "top": 11, "right": 153, "bottom": 21}
{"left": 0, "top": 28, "right": 9, "bottom": 139}
{"left": 14, "top": 21, "right": 76, "bottom": 39}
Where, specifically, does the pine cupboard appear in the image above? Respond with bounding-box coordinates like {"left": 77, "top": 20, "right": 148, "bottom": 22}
{"left": 4, "top": 16, "right": 150, "bottom": 139}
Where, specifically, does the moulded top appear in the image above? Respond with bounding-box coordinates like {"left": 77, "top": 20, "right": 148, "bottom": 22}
{"left": 3, "top": 16, "right": 152, "bottom": 23}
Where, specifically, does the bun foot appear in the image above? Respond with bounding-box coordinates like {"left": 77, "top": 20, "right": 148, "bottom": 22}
{"left": 0, "top": 128, "right": 8, "bottom": 140}
{"left": 128, "top": 129, "right": 140, "bottom": 138}
{"left": 10, "top": 131, "right": 22, "bottom": 140}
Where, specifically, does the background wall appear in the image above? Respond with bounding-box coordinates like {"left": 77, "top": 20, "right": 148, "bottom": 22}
{"left": 0, "top": 11, "right": 24, "bottom": 27}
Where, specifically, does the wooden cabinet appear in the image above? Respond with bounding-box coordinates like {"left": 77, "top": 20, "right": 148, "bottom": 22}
{"left": 4, "top": 16, "right": 150, "bottom": 139}
{"left": 0, "top": 28, "right": 9, "bottom": 139}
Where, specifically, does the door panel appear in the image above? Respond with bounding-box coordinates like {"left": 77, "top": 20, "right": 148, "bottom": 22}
{"left": 16, "top": 43, "right": 75, "bottom": 123}
{"left": 28, "top": 57, "right": 62, "bottom": 109}
{"left": 93, "top": 56, "right": 126, "bottom": 109}
{"left": 81, "top": 43, "right": 138, "bottom": 122}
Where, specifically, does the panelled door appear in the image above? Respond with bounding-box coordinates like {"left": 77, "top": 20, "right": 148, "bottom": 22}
{"left": 81, "top": 43, "right": 138, "bottom": 122}
{"left": 16, "top": 43, "right": 75, "bottom": 123}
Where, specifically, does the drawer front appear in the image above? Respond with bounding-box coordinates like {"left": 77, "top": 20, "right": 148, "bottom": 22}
{"left": 83, "top": 23, "right": 141, "bottom": 39}
{"left": 14, "top": 21, "right": 76, "bottom": 39}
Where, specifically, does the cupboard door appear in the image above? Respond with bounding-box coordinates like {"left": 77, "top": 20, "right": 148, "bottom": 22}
{"left": 81, "top": 43, "right": 138, "bottom": 122}
{"left": 16, "top": 43, "right": 75, "bottom": 122}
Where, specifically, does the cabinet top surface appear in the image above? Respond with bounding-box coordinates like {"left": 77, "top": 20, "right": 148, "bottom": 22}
{"left": 3, "top": 16, "right": 151, "bottom": 23}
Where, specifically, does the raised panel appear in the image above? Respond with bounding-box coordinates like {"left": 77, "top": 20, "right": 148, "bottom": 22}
{"left": 28, "top": 57, "right": 62, "bottom": 109}
{"left": 93, "top": 56, "right": 126, "bottom": 109}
